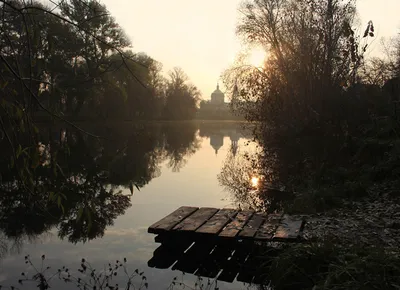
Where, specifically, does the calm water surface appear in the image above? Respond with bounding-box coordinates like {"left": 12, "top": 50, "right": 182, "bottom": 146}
{"left": 0, "top": 122, "right": 262, "bottom": 290}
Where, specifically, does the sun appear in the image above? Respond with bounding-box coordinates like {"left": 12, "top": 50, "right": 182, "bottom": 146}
{"left": 251, "top": 176, "right": 259, "bottom": 188}
{"left": 248, "top": 47, "right": 266, "bottom": 68}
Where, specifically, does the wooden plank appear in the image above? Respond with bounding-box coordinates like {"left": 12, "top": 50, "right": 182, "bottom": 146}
{"left": 196, "top": 209, "right": 238, "bottom": 235}
{"left": 273, "top": 214, "right": 304, "bottom": 241}
{"left": 147, "top": 240, "right": 192, "bottom": 269}
{"left": 236, "top": 269, "right": 254, "bottom": 284}
{"left": 195, "top": 244, "right": 235, "bottom": 278}
{"left": 219, "top": 211, "right": 254, "bottom": 238}
{"left": 173, "top": 207, "right": 219, "bottom": 232}
{"left": 217, "top": 244, "right": 252, "bottom": 283}
{"left": 254, "top": 213, "right": 283, "bottom": 240}
{"left": 148, "top": 206, "right": 199, "bottom": 234}
{"left": 154, "top": 234, "right": 194, "bottom": 245}
{"left": 237, "top": 213, "right": 265, "bottom": 238}
{"left": 172, "top": 241, "right": 216, "bottom": 274}
{"left": 237, "top": 247, "right": 266, "bottom": 284}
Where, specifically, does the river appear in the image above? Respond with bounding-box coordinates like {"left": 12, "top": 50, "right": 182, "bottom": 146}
{"left": 0, "top": 121, "right": 264, "bottom": 290}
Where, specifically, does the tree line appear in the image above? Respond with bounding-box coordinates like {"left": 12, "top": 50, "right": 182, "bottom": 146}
{"left": 225, "top": 0, "right": 399, "bottom": 133}
{"left": 0, "top": 0, "right": 200, "bottom": 122}
{"left": 0, "top": 122, "right": 201, "bottom": 250}
{"left": 221, "top": 0, "right": 400, "bottom": 211}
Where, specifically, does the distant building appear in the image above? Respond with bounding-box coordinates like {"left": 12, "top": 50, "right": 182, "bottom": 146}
{"left": 209, "top": 129, "right": 242, "bottom": 156}
{"left": 210, "top": 83, "right": 225, "bottom": 105}
{"left": 210, "top": 133, "right": 224, "bottom": 155}
{"left": 197, "top": 83, "right": 242, "bottom": 120}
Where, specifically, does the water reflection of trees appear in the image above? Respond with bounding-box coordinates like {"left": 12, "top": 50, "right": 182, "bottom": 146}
{"left": 0, "top": 123, "right": 202, "bottom": 254}
{"left": 218, "top": 147, "right": 294, "bottom": 213}
{"left": 163, "top": 123, "right": 201, "bottom": 172}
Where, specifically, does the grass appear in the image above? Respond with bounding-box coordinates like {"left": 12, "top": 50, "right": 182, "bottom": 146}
{"left": 256, "top": 243, "right": 400, "bottom": 290}
{"left": 0, "top": 255, "right": 148, "bottom": 290}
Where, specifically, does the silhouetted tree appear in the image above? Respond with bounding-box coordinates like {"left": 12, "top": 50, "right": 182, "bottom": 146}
{"left": 224, "top": 0, "right": 373, "bottom": 133}
{"left": 164, "top": 67, "right": 201, "bottom": 120}
{"left": 163, "top": 122, "right": 201, "bottom": 172}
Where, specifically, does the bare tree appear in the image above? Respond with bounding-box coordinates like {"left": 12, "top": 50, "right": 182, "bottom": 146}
{"left": 224, "top": 0, "right": 373, "bottom": 131}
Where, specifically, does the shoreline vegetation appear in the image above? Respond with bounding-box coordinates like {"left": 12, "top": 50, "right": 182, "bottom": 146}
{"left": 217, "top": 0, "right": 400, "bottom": 288}
{"left": 1, "top": 0, "right": 400, "bottom": 289}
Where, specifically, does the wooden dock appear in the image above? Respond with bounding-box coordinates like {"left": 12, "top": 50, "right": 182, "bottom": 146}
{"left": 148, "top": 206, "right": 305, "bottom": 242}
{"left": 147, "top": 206, "right": 306, "bottom": 283}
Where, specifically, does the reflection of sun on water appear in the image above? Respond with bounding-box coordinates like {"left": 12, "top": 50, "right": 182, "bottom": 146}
{"left": 251, "top": 176, "right": 259, "bottom": 188}
{"left": 248, "top": 47, "right": 266, "bottom": 68}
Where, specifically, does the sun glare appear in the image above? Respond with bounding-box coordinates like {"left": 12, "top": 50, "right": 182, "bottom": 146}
{"left": 248, "top": 47, "right": 266, "bottom": 68}
{"left": 251, "top": 176, "right": 259, "bottom": 188}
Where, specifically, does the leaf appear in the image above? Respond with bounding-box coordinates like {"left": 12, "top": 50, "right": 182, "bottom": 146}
{"left": 363, "top": 26, "right": 369, "bottom": 38}
{"left": 86, "top": 208, "right": 93, "bottom": 231}
{"left": 0, "top": 81, "right": 8, "bottom": 89}
{"left": 33, "top": 125, "right": 39, "bottom": 134}
{"left": 16, "top": 145, "right": 22, "bottom": 159}
{"left": 77, "top": 207, "right": 84, "bottom": 220}
{"left": 31, "top": 150, "right": 40, "bottom": 169}
{"left": 15, "top": 107, "right": 23, "bottom": 119}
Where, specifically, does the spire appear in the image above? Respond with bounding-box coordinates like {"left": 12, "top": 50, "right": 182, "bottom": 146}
{"left": 217, "top": 82, "right": 219, "bottom": 90}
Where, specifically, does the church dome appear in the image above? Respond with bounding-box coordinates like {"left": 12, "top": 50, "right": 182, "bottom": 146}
{"left": 212, "top": 84, "right": 223, "bottom": 95}
{"left": 211, "top": 83, "right": 225, "bottom": 105}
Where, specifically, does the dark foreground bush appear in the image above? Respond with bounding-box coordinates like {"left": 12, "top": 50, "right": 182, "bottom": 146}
{"left": 258, "top": 243, "right": 400, "bottom": 290}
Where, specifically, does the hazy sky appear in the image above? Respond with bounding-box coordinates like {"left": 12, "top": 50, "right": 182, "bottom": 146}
{"left": 102, "top": 0, "right": 400, "bottom": 100}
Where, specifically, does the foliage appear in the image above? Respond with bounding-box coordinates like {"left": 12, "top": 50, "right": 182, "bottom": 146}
{"left": 164, "top": 67, "right": 201, "bottom": 120}
{"left": 0, "top": 123, "right": 203, "bottom": 251}
{"left": 0, "top": 255, "right": 147, "bottom": 290}
{"left": 0, "top": 0, "right": 203, "bottom": 220}
{"left": 0, "top": 0, "right": 201, "bottom": 122}
{"left": 0, "top": 255, "right": 226, "bottom": 290}
{"left": 168, "top": 274, "right": 221, "bottom": 290}
{"left": 224, "top": 0, "right": 374, "bottom": 132}
{"left": 218, "top": 0, "right": 400, "bottom": 215}
{"left": 257, "top": 243, "right": 400, "bottom": 290}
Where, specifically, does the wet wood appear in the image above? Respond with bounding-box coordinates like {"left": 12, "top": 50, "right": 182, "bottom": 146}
{"left": 195, "top": 244, "right": 235, "bottom": 278}
{"left": 237, "top": 213, "right": 265, "bottom": 238}
{"left": 273, "top": 214, "right": 305, "bottom": 241}
{"left": 148, "top": 207, "right": 306, "bottom": 245}
{"left": 147, "top": 241, "right": 191, "bottom": 269}
{"left": 172, "top": 242, "right": 215, "bottom": 274}
{"left": 236, "top": 270, "right": 254, "bottom": 284}
{"left": 148, "top": 206, "right": 198, "bottom": 234}
{"left": 219, "top": 210, "right": 254, "bottom": 238}
{"left": 237, "top": 247, "right": 266, "bottom": 284}
{"left": 216, "top": 267, "right": 238, "bottom": 283}
{"left": 254, "top": 213, "right": 283, "bottom": 240}
{"left": 196, "top": 209, "right": 238, "bottom": 235}
{"left": 173, "top": 207, "right": 219, "bottom": 232}
{"left": 147, "top": 207, "right": 308, "bottom": 285}
{"left": 217, "top": 244, "right": 252, "bottom": 283}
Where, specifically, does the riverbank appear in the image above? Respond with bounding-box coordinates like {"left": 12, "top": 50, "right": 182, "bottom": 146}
{"left": 258, "top": 188, "right": 400, "bottom": 289}
{"left": 304, "top": 190, "right": 400, "bottom": 248}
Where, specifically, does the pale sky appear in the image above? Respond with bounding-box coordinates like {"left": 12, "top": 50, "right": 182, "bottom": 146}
{"left": 103, "top": 0, "right": 400, "bottom": 100}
